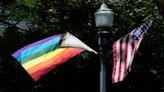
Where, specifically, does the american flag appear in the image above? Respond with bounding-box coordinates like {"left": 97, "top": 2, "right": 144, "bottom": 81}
{"left": 112, "top": 18, "right": 154, "bottom": 83}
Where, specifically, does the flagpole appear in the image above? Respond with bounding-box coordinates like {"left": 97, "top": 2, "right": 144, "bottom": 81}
{"left": 94, "top": 3, "right": 114, "bottom": 92}
{"left": 98, "top": 28, "right": 109, "bottom": 92}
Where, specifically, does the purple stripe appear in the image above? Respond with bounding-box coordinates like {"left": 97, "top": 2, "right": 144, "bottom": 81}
{"left": 12, "top": 34, "right": 62, "bottom": 57}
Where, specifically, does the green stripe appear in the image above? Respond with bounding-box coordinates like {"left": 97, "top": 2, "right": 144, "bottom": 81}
{"left": 21, "top": 44, "right": 59, "bottom": 64}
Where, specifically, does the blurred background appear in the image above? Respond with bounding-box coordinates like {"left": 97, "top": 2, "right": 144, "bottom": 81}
{"left": 0, "top": 0, "right": 164, "bottom": 92}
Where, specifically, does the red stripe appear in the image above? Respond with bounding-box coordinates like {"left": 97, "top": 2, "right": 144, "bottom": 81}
{"left": 112, "top": 42, "right": 117, "bottom": 83}
{"left": 128, "top": 38, "right": 136, "bottom": 71}
{"left": 118, "top": 38, "right": 123, "bottom": 82}
{"left": 131, "top": 40, "right": 135, "bottom": 56}
{"left": 29, "top": 49, "right": 84, "bottom": 81}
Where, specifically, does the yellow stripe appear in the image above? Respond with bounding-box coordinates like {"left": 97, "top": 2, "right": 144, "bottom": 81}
{"left": 26, "top": 48, "right": 81, "bottom": 76}
{"left": 22, "top": 48, "right": 66, "bottom": 70}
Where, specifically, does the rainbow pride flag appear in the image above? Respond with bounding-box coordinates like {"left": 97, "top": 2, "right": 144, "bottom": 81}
{"left": 12, "top": 32, "right": 97, "bottom": 81}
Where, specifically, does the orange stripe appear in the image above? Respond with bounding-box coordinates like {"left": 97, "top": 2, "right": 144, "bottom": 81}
{"left": 29, "top": 49, "right": 83, "bottom": 81}
{"left": 26, "top": 48, "right": 83, "bottom": 75}
{"left": 26, "top": 48, "right": 74, "bottom": 73}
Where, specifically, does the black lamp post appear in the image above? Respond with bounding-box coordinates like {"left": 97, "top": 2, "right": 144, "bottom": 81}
{"left": 94, "top": 3, "right": 114, "bottom": 92}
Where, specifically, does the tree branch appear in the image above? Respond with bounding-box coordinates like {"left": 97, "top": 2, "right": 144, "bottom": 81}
{"left": 0, "top": 19, "right": 28, "bottom": 31}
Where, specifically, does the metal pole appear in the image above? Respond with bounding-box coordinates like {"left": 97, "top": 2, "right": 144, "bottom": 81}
{"left": 98, "top": 27, "right": 109, "bottom": 92}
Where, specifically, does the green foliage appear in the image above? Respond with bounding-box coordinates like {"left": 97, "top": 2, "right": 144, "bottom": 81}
{"left": 16, "top": 0, "right": 39, "bottom": 8}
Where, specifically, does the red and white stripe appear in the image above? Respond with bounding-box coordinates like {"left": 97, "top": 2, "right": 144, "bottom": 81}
{"left": 112, "top": 30, "right": 144, "bottom": 83}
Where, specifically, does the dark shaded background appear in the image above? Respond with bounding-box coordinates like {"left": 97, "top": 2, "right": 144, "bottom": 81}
{"left": 0, "top": 0, "right": 164, "bottom": 92}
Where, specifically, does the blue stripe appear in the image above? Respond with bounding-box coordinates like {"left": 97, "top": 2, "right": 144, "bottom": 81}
{"left": 16, "top": 36, "right": 62, "bottom": 62}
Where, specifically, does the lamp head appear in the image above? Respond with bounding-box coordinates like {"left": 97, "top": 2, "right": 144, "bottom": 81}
{"left": 95, "top": 3, "right": 114, "bottom": 28}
